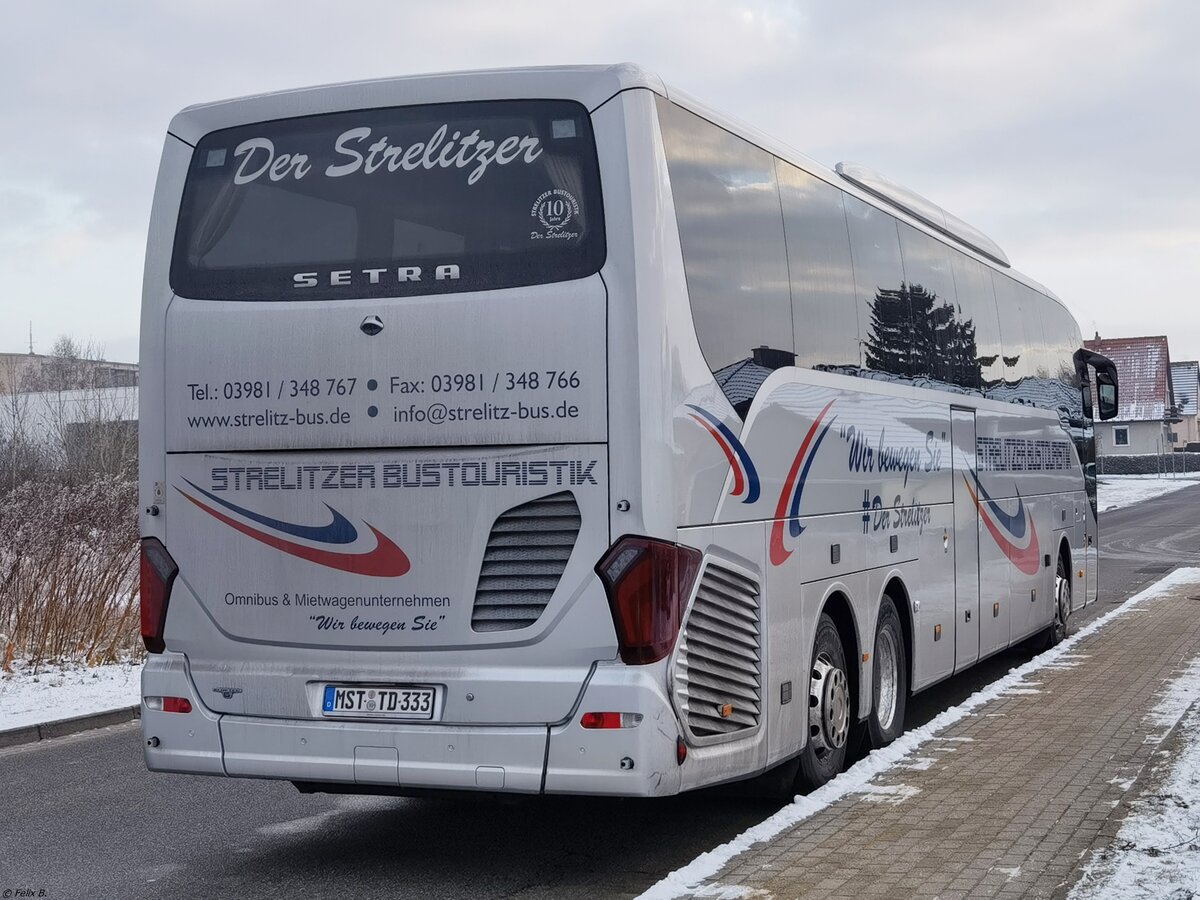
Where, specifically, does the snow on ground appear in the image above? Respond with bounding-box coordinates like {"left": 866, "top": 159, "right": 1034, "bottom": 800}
{"left": 0, "top": 660, "right": 141, "bottom": 731}
{"left": 1097, "top": 473, "right": 1200, "bottom": 512}
{"left": 636, "top": 568, "right": 1200, "bottom": 900}
{"left": 1068, "top": 660, "right": 1200, "bottom": 899}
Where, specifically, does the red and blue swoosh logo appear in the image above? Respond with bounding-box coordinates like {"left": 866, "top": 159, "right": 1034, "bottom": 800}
{"left": 175, "top": 479, "right": 410, "bottom": 577}
{"left": 687, "top": 405, "right": 760, "bottom": 504}
{"left": 770, "top": 400, "right": 836, "bottom": 566}
{"left": 964, "top": 471, "right": 1040, "bottom": 575}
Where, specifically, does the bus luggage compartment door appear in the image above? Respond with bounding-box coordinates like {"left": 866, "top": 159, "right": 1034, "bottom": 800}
{"left": 950, "top": 408, "right": 980, "bottom": 671}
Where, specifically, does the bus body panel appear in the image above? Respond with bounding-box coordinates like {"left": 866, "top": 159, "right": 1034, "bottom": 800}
{"left": 163, "top": 281, "right": 607, "bottom": 453}
{"left": 161, "top": 445, "right": 613, "bottom": 721}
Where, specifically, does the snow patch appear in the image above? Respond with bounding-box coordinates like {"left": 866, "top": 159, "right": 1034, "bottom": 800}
{"left": 1148, "top": 658, "right": 1200, "bottom": 733}
{"left": 1098, "top": 474, "right": 1200, "bottom": 512}
{"left": 688, "top": 886, "right": 774, "bottom": 899}
{"left": 853, "top": 783, "right": 921, "bottom": 804}
{"left": 1069, "top": 702, "right": 1200, "bottom": 899}
{"left": 636, "top": 568, "right": 1200, "bottom": 900}
{"left": 0, "top": 660, "right": 142, "bottom": 731}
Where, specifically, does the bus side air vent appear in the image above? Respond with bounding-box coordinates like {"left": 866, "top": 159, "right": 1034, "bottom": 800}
{"left": 471, "top": 491, "right": 582, "bottom": 633}
{"left": 673, "top": 561, "right": 762, "bottom": 741}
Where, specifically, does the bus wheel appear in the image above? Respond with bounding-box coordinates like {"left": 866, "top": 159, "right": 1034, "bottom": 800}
{"left": 1038, "top": 557, "right": 1072, "bottom": 650}
{"left": 868, "top": 595, "right": 907, "bottom": 748}
{"left": 799, "top": 613, "right": 850, "bottom": 790}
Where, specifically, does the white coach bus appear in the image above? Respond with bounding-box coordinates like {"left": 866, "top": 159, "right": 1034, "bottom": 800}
{"left": 139, "top": 64, "right": 1119, "bottom": 797}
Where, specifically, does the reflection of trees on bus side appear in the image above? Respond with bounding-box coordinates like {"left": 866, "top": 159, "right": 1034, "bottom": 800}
{"left": 712, "top": 282, "right": 1088, "bottom": 426}
{"left": 863, "top": 283, "right": 985, "bottom": 388}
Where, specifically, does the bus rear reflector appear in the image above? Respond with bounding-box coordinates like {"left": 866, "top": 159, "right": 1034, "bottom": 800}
{"left": 140, "top": 538, "right": 178, "bottom": 654}
{"left": 595, "top": 536, "right": 702, "bottom": 665}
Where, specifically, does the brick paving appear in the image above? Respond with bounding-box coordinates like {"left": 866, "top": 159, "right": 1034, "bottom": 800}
{"left": 684, "top": 578, "right": 1200, "bottom": 900}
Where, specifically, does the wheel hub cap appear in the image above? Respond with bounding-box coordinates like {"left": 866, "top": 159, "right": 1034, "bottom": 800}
{"left": 810, "top": 654, "right": 849, "bottom": 754}
{"left": 876, "top": 629, "right": 898, "bottom": 731}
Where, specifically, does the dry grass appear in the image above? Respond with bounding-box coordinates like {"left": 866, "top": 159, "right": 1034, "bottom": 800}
{"left": 0, "top": 477, "right": 140, "bottom": 670}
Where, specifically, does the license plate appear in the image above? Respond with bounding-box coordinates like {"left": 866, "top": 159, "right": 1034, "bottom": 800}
{"left": 321, "top": 684, "right": 435, "bottom": 719}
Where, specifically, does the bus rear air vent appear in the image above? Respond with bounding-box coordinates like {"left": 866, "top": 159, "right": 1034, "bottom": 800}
{"left": 673, "top": 561, "right": 762, "bottom": 741}
{"left": 835, "top": 162, "right": 1010, "bottom": 268}
{"left": 470, "top": 491, "right": 582, "bottom": 633}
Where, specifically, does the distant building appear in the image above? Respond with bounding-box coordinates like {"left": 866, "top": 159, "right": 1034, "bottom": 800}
{"left": 0, "top": 386, "right": 138, "bottom": 445}
{"left": 1083, "top": 335, "right": 1179, "bottom": 455}
{"left": 1170, "top": 360, "right": 1200, "bottom": 450}
{"left": 0, "top": 352, "right": 138, "bottom": 393}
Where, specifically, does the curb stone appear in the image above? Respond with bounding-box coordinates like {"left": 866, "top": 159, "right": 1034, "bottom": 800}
{"left": 0, "top": 705, "right": 140, "bottom": 749}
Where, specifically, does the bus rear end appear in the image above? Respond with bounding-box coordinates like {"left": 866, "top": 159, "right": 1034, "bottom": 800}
{"left": 139, "top": 68, "right": 682, "bottom": 796}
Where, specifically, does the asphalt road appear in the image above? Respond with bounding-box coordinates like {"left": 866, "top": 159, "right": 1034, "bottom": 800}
{"left": 4, "top": 483, "right": 1199, "bottom": 900}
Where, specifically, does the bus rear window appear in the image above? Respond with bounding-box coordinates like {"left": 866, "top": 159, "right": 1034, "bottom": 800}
{"left": 171, "top": 99, "right": 605, "bottom": 300}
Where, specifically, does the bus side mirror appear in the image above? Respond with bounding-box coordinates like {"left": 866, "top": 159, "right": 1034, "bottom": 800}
{"left": 1074, "top": 348, "right": 1120, "bottom": 421}
{"left": 1096, "top": 373, "right": 1118, "bottom": 421}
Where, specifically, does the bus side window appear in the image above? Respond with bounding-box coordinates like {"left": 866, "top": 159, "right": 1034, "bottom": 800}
{"left": 657, "top": 98, "right": 793, "bottom": 415}
{"left": 951, "top": 252, "right": 1005, "bottom": 391}
{"left": 845, "top": 195, "right": 906, "bottom": 380}
{"left": 777, "top": 162, "right": 859, "bottom": 373}
{"left": 897, "top": 224, "right": 963, "bottom": 387}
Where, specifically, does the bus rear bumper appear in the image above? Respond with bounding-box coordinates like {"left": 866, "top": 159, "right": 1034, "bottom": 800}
{"left": 220, "top": 717, "right": 547, "bottom": 792}
{"left": 142, "top": 655, "right": 684, "bottom": 797}
{"left": 543, "top": 663, "right": 683, "bottom": 797}
{"left": 142, "top": 652, "right": 225, "bottom": 776}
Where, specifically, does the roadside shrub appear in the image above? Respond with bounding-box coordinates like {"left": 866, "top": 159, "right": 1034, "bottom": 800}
{"left": 0, "top": 477, "right": 140, "bottom": 670}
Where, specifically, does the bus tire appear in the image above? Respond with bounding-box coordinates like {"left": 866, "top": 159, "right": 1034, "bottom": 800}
{"left": 1037, "top": 556, "right": 1072, "bottom": 650}
{"left": 867, "top": 595, "right": 907, "bottom": 748}
{"left": 798, "top": 613, "right": 851, "bottom": 790}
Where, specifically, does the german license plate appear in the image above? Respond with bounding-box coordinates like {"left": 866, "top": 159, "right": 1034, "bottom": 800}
{"left": 321, "top": 684, "right": 435, "bottom": 719}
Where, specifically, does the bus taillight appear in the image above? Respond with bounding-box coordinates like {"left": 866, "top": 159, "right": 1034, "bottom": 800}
{"left": 595, "top": 536, "right": 702, "bottom": 665}
{"left": 140, "top": 538, "right": 178, "bottom": 654}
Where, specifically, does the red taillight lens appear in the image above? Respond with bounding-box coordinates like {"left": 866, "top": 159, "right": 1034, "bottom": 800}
{"left": 162, "top": 696, "right": 192, "bottom": 714}
{"left": 595, "top": 536, "right": 702, "bottom": 665}
{"left": 140, "top": 537, "right": 178, "bottom": 654}
{"left": 581, "top": 712, "right": 643, "bottom": 729}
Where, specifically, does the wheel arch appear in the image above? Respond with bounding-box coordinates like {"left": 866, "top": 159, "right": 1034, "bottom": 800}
{"left": 818, "top": 588, "right": 862, "bottom": 721}
{"left": 1058, "top": 536, "right": 1073, "bottom": 582}
{"left": 881, "top": 576, "right": 914, "bottom": 694}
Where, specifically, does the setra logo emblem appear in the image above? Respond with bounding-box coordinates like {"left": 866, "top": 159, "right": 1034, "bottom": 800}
{"left": 213, "top": 687, "right": 243, "bottom": 700}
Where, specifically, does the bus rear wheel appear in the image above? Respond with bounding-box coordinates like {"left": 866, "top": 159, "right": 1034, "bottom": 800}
{"left": 867, "top": 595, "right": 907, "bottom": 748}
{"left": 1037, "top": 556, "right": 1072, "bottom": 650}
{"left": 798, "top": 613, "right": 850, "bottom": 790}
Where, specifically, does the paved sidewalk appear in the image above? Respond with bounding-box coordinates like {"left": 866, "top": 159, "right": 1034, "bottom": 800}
{"left": 671, "top": 572, "right": 1200, "bottom": 900}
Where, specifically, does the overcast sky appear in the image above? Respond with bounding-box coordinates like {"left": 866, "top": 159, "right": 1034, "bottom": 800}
{"left": 3, "top": 0, "right": 1197, "bottom": 364}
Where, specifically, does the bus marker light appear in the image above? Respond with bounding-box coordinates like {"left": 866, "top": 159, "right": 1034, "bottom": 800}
{"left": 581, "top": 712, "right": 642, "bottom": 729}
{"left": 862, "top": 652, "right": 870, "bottom": 662}
{"left": 719, "top": 703, "right": 733, "bottom": 718}
{"left": 676, "top": 736, "right": 687, "bottom": 766}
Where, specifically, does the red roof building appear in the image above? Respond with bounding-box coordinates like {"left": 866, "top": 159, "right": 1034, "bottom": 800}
{"left": 1083, "top": 334, "right": 1179, "bottom": 455}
